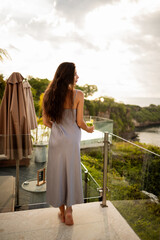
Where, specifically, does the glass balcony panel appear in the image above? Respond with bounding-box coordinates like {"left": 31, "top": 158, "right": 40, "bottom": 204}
{"left": 108, "top": 134, "right": 160, "bottom": 240}
{"left": 81, "top": 162, "right": 101, "bottom": 202}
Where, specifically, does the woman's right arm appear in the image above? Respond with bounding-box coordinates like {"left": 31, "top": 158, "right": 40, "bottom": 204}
{"left": 76, "top": 91, "right": 94, "bottom": 133}
{"left": 42, "top": 110, "right": 53, "bottom": 128}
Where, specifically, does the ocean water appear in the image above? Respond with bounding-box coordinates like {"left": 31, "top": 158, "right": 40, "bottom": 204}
{"left": 136, "top": 125, "right": 160, "bottom": 147}
{"left": 115, "top": 97, "right": 160, "bottom": 107}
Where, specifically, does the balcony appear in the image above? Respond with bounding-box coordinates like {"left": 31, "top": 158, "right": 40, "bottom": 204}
{"left": 0, "top": 201, "right": 140, "bottom": 240}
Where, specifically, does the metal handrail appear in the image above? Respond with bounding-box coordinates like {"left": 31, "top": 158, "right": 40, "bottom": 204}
{"left": 87, "top": 172, "right": 101, "bottom": 189}
{"left": 81, "top": 162, "right": 101, "bottom": 189}
{"left": 81, "top": 162, "right": 88, "bottom": 172}
{"left": 110, "top": 133, "right": 160, "bottom": 158}
{"left": 101, "top": 132, "right": 108, "bottom": 207}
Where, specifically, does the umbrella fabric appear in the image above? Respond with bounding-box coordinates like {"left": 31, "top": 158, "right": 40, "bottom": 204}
{"left": 0, "top": 72, "right": 32, "bottom": 160}
{"left": 23, "top": 80, "right": 37, "bottom": 130}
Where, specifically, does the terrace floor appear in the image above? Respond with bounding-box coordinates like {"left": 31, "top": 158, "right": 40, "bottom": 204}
{"left": 0, "top": 201, "right": 140, "bottom": 240}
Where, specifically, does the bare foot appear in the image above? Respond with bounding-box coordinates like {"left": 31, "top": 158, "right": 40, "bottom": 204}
{"left": 58, "top": 212, "right": 65, "bottom": 223}
{"left": 65, "top": 209, "right": 74, "bottom": 225}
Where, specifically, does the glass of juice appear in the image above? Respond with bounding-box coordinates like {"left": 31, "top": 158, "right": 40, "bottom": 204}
{"left": 86, "top": 119, "right": 94, "bottom": 127}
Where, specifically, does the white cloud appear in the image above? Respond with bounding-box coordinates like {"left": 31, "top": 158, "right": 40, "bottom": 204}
{"left": 53, "top": 0, "right": 119, "bottom": 25}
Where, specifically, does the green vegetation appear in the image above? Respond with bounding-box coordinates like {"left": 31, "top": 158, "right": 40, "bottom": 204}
{"left": 81, "top": 153, "right": 103, "bottom": 186}
{"left": 81, "top": 143, "right": 160, "bottom": 240}
{"left": 109, "top": 142, "right": 160, "bottom": 198}
{"left": 28, "top": 77, "right": 50, "bottom": 117}
{"left": 84, "top": 97, "right": 135, "bottom": 135}
{"left": 112, "top": 200, "right": 160, "bottom": 240}
{"left": 76, "top": 84, "right": 98, "bottom": 98}
{"left": 129, "top": 104, "right": 160, "bottom": 124}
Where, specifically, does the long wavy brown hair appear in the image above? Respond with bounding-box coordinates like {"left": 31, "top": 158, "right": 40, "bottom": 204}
{"left": 43, "top": 62, "right": 75, "bottom": 123}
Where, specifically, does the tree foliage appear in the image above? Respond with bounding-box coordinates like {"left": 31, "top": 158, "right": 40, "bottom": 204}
{"left": 28, "top": 77, "right": 50, "bottom": 117}
{"left": 76, "top": 84, "right": 98, "bottom": 98}
{"left": 128, "top": 104, "right": 160, "bottom": 123}
{"left": 84, "top": 97, "right": 135, "bottom": 136}
{"left": 28, "top": 77, "right": 50, "bottom": 101}
{"left": 39, "top": 93, "right": 44, "bottom": 117}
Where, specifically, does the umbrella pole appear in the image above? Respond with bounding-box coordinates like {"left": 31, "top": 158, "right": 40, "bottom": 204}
{"left": 16, "top": 159, "right": 20, "bottom": 207}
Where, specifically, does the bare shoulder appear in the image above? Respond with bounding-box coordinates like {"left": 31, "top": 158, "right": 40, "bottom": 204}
{"left": 74, "top": 89, "right": 84, "bottom": 108}
{"left": 76, "top": 89, "right": 84, "bottom": 99}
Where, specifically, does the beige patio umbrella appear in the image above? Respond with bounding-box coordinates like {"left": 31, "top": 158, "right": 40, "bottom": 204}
{"left": 0, "top": 72, "right": 32, "bottom": 206}
{"left": 23, "top": 80, "right": 37, "bottom": 130}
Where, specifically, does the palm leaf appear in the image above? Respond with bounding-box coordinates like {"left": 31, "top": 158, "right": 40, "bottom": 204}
{"left": 0, "top": 48, "right": 11, "bottom": 62}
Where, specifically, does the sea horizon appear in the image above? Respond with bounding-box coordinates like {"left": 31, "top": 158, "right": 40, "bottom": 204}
{"left": 115, "top": 97, "right": 160, "bottom": 107}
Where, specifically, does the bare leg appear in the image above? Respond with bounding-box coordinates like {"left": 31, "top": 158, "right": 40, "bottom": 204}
{"left": 58, "top": 205, "right": 65, "bottom": 223}
{"left": 65, "top": 206, "right": 74, "bottom": 225}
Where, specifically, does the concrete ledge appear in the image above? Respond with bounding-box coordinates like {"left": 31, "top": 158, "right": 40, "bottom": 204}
{"left": 0, "top": 201, "right": 140, "bottom": 240}
{"left": 0, "top": 176, "right": 15, "bottom": 213}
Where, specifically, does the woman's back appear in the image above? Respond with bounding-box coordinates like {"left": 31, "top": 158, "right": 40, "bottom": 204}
{"left": 63, "top": 89, "right": 78, "bottom": 109}
{"left": 55, "top": 89, "right": 79, "bottom": 130}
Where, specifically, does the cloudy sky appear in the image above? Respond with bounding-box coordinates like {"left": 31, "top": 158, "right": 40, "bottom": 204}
{"left": 0, "top": 0, "right": 160, "bottom": 102}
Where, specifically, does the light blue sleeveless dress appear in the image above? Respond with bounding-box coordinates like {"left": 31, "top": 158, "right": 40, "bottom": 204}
{"left": 46, "top": 92, "right": 84, "bottom": 207}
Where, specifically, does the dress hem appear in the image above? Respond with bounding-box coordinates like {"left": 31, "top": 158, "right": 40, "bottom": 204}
{"left": 47, "top": 200, "right": 84, "bottom": 208}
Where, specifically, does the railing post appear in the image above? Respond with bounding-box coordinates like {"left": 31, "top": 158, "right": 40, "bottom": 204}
{"left": 84, "top": 170, "right": 88, "bottom": 203}
{"left": 16, "top": 159, "right": 20, "bottom": 207}
{"left": 101, "top": 132, "right": 108, "bottom": 207}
